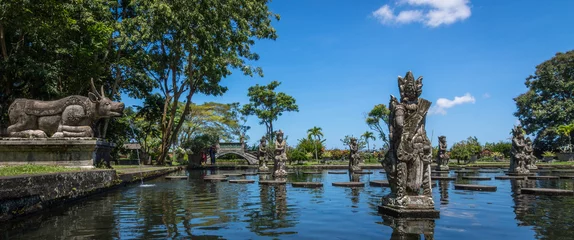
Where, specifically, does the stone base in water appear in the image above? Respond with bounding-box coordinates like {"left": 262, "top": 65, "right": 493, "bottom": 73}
{"left": 332, "top": 182, "right": 364, "bottom": 187}
{"left": 454, "top": 184, "right": 497, "bottom": 191}
{"left": 229, "top": 179, "right": 255, "bottom": 184}
{"left": 495, "top": 175, "right": 527, "bottom": 180}
{"left": 370, "top": 180, "right": 390, "bottom": 187}
{"left": 259, "top": 180, "right": 286, "bottom": 185}
{"left": 521, "top": 188, "right": 574, "bottom": 196}
{"left": 328, "top": 171, "right": 347, "bottom": 174}
{"left": 165, "top": 176, "right": 188, "bottom": 180}
{"left": 378, "top": 205, "right": 440, "bottom": 219}
{"left": 291, "top": 182, "right": 323, "bottom": 188}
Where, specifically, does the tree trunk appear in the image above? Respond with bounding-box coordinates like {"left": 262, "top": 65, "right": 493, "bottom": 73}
{"left": 0, "top": 22, "right": 8, "bottom": 61}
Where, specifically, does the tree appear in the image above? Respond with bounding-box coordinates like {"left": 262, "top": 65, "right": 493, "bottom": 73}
{"left": 514, "top": 50, "right": 574, "bottom": 154}
{"left": 136, "top": 0, "right": 279, "bottom": 165}
{"left": 340, "top": 135, "right": 366, "bottom": 150}
{"left": 361, "top": 131, "right": 376, "bottom": 152}
{"left": 365, "top": 104, "right": 391, "bottom": 149}
{"left": 178, "top": 102, "right": 241, "bottom": 146}
{"left": 307, "top": 126, "right": 324, "bottom": 161}
{"left": 242, "top": 81, "right": 299, "bottom": 141}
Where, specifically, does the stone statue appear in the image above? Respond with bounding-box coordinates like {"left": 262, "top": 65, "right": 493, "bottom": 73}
{"left": 436, "top": 136, "right": 449, "bottom": 171}
{"left": 380, "top": 71, "right": 438, "bottom": 218}
{"left": 258, "top": 136, "right": 269, "bottom": 172}
{"left": 348, "top": 137, "right": 361, "bottom": 172}
{"left": 525, "top": 137, "right": 537, "bottom": 170}
{"left": 273, "top": 130, "right": 288, "bottom": 178}
{"left": 7, "top": 79, "right": 124, "bottom": 138}
{"left": 509, "top": 125, "right": 532, "bottom": 175}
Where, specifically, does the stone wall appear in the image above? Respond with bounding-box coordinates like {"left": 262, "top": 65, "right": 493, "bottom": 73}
{"left": 0, "top": 138, "right": 98, "bottom": 168}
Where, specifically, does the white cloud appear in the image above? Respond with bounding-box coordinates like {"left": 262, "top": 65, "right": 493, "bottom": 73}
{"left": 429, "top": 93, "right": 476, "bottom": 115}
{"left": 482, "top": 93, "right": 490, "bottom": 99}
{"left": 372, "top": 0, "right": 471, "bottom": 27}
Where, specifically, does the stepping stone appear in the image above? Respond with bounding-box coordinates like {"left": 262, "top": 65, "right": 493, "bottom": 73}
{"left": 259, "top": 180, "right": 286, "bottom": 185}
{"left": 507, "top": 172, "right": 536, "bottom": 176}
{"left": 229, "top": 179, "right": 255, "bottom": 184}
{"left": 165, "top": 175, "right": 188, "bottom": 179}
{"left": 379, "top": 171, "right": 386, "bottom": 173}
{"left": 527, "top": 176, "right": 560, "bottom": 180}
{"left": 520, "top": 188, "right": 574, "bottom": 196}
{"left": 478, "top": 169, "right": 501, "bottom": 173}
{"left": 455, "top": 170, "right": 476, "bottom": 173}
{"left": 204, "top": 175, "right": 226, "bottom": 178}
{"left": 353, "top": 171, "right": 373, "bottom": 174}
{"left": 432, "top": 170, "right": 449, "bottom": 173}
{"left": 559, "top": 175, "right": 574, "bottom": 179}
{"left": 370, "top": 180, "right": 390, "bottom": 187}
{"left": 332, "top": 182, "right": 365, "bottom": 187}
{"left": 223, "top": 173, "right": 243, "bottom": 177}
{"left": 243, "top": 173, "right": 258, "bottom": 176}
{"left": 552, "top": 170, "right": 574, "bottom": 173}
{"left": 462, "top": 176, "right": 492, "bottom": 180}
{"left": 328, "top": 171, "right": 347, "bottom": 174}
{"left": 291, "top": 182, "right": 323, "bottom": 188}
{"left": 258, "top": 171, "right": 271, "bottom": 174}
{"left": 454, "top": 184, "right": 497, "bottom": 192}
{"left": 495, "top": 175, "right": 527, "bottom": 180}
{"left": 431, "top": 176, "right": 456, "bottom": 180}
{"left": 529, "top": 169, "right": 551, "bottom": 173}
{"left": 303, "top": 172, "right": 321, "bottom": 174}
{"left": 204, "top": 178, "right": 227, "bottom": 182}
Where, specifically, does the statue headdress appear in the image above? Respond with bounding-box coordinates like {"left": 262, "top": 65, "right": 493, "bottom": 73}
{"left": 276, "top": 130, "right": 284, "bottom": 137}
{"left": 398, "top": 71, "right": 423, "bottom": 102}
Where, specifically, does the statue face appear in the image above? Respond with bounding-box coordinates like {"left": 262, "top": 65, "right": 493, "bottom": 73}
{"left": 277, "top": 135, "right": 283, "bottom": 142}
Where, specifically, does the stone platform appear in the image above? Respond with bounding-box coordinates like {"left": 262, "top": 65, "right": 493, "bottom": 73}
{"left": 328, "top": 171, "right": 347, "bottom": 174}
{"left": 370, "top": 180, "right": 390, "bottom": 187}
{"left": 495, "top": 175, "right": 527, "bottom": 180}
{"left": 378, "top": 205, "right": 440, "bottom": 218}
{"left": 431, "top": 176, "right": 456, "bottom": 180}
{"left": 229, "top": 179, "right": 255, "bottom": 184}
{"left": 527, "top": 176, "right": 559, "bottom": 180}
{"left": 259, "top": 180, "right": 286, "bottom": 185}
{"left": 0, "top": 138, "right": 101, "bottom": 168}
{"left": 521, "top": 188, "right": 574, "bottom": 196}
{"left": 462, "top": 176, "right": 491, "bottom": 180}
{"left": 332, "top": 182, "right": 364, "bottom": 187}
{"left": 454, "top": 184, "right": 497, "bottom": 191}
{"left": 291, "top": 182, "right": 323, "bottom": 188}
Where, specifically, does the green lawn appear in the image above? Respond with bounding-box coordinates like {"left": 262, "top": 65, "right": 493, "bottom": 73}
{"left": 0, "top": 165, "right": 83, "bottom": 177}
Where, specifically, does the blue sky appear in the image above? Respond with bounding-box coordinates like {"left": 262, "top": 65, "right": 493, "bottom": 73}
{"left": 123, "top": 0, "right": 574, "bottom": 149}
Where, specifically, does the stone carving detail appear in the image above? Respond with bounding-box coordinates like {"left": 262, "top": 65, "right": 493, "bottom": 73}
{"left": 7, "top": 79, "right": 124, "bottom": 138}
{"left": 258, "top": 136, "right": 269, "bottom": 171}
{"left": 509, "top": 125, "right": 536, "bottom": 174}
{"left": 436, "top": 136, "right": 449, "bottom": 171}
{"left": 381, "top": 71, "right": 435, "bottom": 213}
{"left": 348, "top": 137, "right": 361, "bottom": 172}
{"left": 273, "top": 130, "right": 288, "bottom": 178}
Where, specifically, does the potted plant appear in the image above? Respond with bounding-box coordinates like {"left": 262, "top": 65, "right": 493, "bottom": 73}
{"left": 491, "top": 152, "right": 504, "bottom": 161}
{"left": 556, "top": 123, "right": 574, "bottom": 161}
{"left": 542, "top": 151, "right": 556, "bottom": 162}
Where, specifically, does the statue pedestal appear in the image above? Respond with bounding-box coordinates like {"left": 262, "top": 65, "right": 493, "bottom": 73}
{"left": 93, "top": 140, "right": 115, "bottom": 167}
{"left": 379, "top": 196, "right": 440, "bottom": 218}
{"left": 0, "top": 138, "right": 100, "bottom": 168}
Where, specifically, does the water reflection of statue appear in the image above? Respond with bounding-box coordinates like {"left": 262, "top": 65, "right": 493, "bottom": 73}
{"left": 439, "top": 181, "right": 449, "bottom": 205}
{"left": 274, "top": 184, "right": 288, "bottom": 216}
{"left": 510, "top": 125, "right": 531, "bottom": 175}
{"left": 436, "top": 136, "right": 449, "bottom": 171}
{"left": 258, "top": 136, "right": 269, "bottom": 172}
{"left": 349, "top": 173, "right": 361, "bottom": 204}
{"left": 349, "top": 137, "right": 361, "bottom": 172}
{"left": 380, "top": 71, "right": 436, "bottom": 217}
{"left": 524, "top": 137, "right": 538, "bottom": 170}
{"left": 382, "top": 215, "right": 435, "bottom": 240}
{"left": 274, "top": 130, "right": 288, "bottom": 178}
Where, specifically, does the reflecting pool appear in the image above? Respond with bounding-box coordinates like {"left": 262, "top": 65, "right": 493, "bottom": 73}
{"left": 3, "top": 169, "right": 574, "bottom": 239}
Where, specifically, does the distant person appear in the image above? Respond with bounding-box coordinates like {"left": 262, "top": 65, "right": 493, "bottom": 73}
{"left": 209, "top": 145, "right": 216, "bottom": 165}
{"left": 201, "top": 150, "right": 207, "bottom": 165}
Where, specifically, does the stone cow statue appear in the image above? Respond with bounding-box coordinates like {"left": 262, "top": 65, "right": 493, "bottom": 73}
{"left": 7, "top": 79, "right": 125, "bottom": 138}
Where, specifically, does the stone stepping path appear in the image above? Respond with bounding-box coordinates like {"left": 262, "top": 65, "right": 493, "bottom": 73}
{"left": 303, "top": 172, "right": 321, "bottom": 174}
{"left": 259, "top": 180, "right": 286, "bottom": 185}
{"left": 454, "top": 184, "right": 497, "bottom": 192}
{"left": 431, "top": 176, "right": 456, "bottom": 180}
{"left": 529, "top": 169, "right": 551, "bottom": 173}
{"left": 353, "top": 171, "right": 373, "bottom": 174}
{"left": 165, "top": 176, "right": 188, "bottom": 179}
{"left": 242, "top": 173, "right": 258, "bottom": 176}
{"left": 291, "top": 182, "right": 323, "bottom": 188}
{"left": 204, "top": 178, "right": 228, "bottom": 182}
{"left": 552, "top": 170, "right": 574, "bottom": 173}
{"left": 527, "top": 176, "right": 560, "bottom": 180}
{"left": 559, "top": 175, "right": 574, "bottom": 179}
{"left": 229, "top": 179, "right": 255, "bottom": 184}
{"left": 521, "top": 188, "right": 574, "bottom": 196}
{"left": 432, "top": 170, "right": 450, "bottom": 173}
{"left": 258, "top": 171, "right": 271, "bottom": 174}
{"left": 204, "top": 175, "right": 226, "bottom": 178}
{"left": 455, "top": 170, "right": 476, "bottom": 173}
{"left": 369, "top": 180, "right": 390, "bottom": 187}
{"left": 462, "top": 176, "right": 492, "bottom": 180}
{"left": 478, "top": 169, "right": 501, "bottom": 173}
{"left": 223, "top": 173, "right": 243, "bottom": 177}
{"left": 495, "top": 175, "right": 527, "bottom": 180}
{"left": 332, "top": 182, "right": 365, "bottom": 187}
{"left": 328, "top": 171, "right": 347, "bottom": 174}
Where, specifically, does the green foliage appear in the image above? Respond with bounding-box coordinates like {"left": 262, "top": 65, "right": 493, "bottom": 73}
{"left": 514, "top": 51, "right": 574, "bottom": 153}
{"left": 361, "top": 131, "right": 376, "bottom": 152}
{"left": 295, "top": 137, "right": 325, "bottom": 158}
{"left": 542, "top": 151, "right": 556, "bottom": 157}
{"left": 365, "top": 104, "right": 391, "bottom": 148}
{"left": 181, "top": 134, "right": 218, "bottom": 156}
{"left": 287, "top": 148, "right": 308, "bottom": 162}
{"left": 483, "top": 141, "right": 512, "bottom": 158}
{"left": 340, "top": 135, "right": 367, "bottom": 150}
{"left": 307, "top": 126, "right": 324, "bottom": 160}
{"left": 450, "top": 136, "right": 482, "bottom": 163}
{"left": 242, "top": 81, "right": 299, "bottom": 141}
{"left": 0, "top": 165, "right": 81, "bottom": 176}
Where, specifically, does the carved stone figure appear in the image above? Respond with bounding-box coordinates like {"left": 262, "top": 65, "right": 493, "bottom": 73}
{"left": 379, "top": 71, "right": 438, "bottom": 218}
{"left": 348, "top": 137, "right": 361, "bottom": 172}
{"left": 7, "top": 79, "right": 124, "bottom": 138}
{"left": 524, "top": 137, "right": 538, "bottom": 170}
{"left": 273, "top": 130, "right": 288, "bottom": 178}
{"left": 509, "top": 125, "right": 532, "bottom": 175}
{"left": 436, "top": 136, "right": 449, "bottom": 171}
{"left": 258, "top": 136, "right": 269, "bottom": 172}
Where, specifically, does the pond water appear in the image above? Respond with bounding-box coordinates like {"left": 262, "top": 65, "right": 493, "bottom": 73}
{"left": 3, "top": 169, "right": 574, "bottom": 239}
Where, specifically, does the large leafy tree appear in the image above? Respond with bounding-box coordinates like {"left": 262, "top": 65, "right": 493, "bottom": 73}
{"left": 307, "top": 126, "right": 324, "bottom": 160}
{"left": 365, "top": 104, "right": 391, "bottom": 149}
{"left": 514, "top": 50, "right": 574, "bottom": 153}
{"left": 242, "top": 81, "right": 299, "bottom": 142}
{"left": 136, "top": 0, "right": 279, "bottom": 164}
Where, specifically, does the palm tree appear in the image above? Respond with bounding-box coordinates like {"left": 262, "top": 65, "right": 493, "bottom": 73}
{"left": 307, "top": 126, "right": 324, "bottom": 161}
{"left": 361, "top": 131, "right": 376, "bottom": 152}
